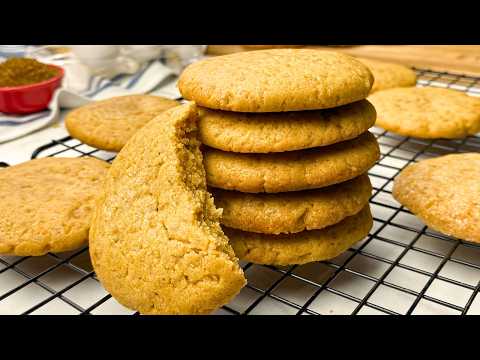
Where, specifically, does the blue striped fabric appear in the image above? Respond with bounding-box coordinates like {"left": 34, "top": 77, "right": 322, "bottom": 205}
{"left": 125, "top": 62, "right": 152, "bottom": 89}
{"left": 0, "top": 45, "right": 27, "bottom": 59}
{"left": 0, "top": 111, "right": 52, "bottom": 127}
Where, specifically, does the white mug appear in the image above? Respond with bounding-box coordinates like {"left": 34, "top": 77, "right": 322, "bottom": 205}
{"left": 70, "top": 45, "right": 140, "bottom": 77}
{"left": 121, "top": 45, "right": 164, "bottom": 63}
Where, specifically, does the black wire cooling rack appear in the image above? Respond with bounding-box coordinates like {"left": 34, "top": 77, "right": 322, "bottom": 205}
{"left": 1, "top": 68, "right": 480, "bottom": 315}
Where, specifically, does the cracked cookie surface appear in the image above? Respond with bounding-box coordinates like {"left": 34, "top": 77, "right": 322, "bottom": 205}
{"left": 212, "top": 174, "right": 372, "bottom": 234}
{"left": 179, "top": 49, "right": 373, "bottom": 112}
{"left": 89, "top": 102, "right": 246, "bottom": 315}
{"left": 0, "top": 157, "right": 109, "bottom": 256}
{"left": 225, "top": 206, "right": 373, "bottom": 266}
{"left": 369, "top": 87, "right": 480, "bottom": 139}
{"left": 66, "top": 95, "right": 179, "bottom": 152}
{"left": 204, "top": 132, "right": 379, "bottom": 193}
{"left": 393, "top": 153, "right": 480, "bottom": 243}
{"left": 198, "top": 100, "right": 376, "bottom": 153}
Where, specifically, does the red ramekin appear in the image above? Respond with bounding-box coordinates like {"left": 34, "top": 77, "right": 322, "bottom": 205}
{"left": 0, "top": 64, "right": 64, "bottom": 114}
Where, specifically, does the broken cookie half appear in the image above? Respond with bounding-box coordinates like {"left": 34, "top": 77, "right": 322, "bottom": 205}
{"left": 89, "top": 102, "right": 246, "bottom": 315}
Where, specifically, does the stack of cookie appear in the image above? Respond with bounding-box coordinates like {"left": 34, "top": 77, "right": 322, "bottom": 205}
{"left": 179, "top": 49, "right": 380, "bottom": 266}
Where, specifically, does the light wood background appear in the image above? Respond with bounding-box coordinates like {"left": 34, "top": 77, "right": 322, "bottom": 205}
{"left": 207, "top": 46, "right": 480, "bottom": 77}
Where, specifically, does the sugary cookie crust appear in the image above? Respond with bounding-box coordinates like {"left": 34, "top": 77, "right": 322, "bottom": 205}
{"left": 179, "top": 49, "right": 374, "bottom": 112}
{"left": 358, "top": 58, "right": 417, "bottom": 93}
{"left": 225, "top": 206, "right": 373, "bottom": 266}
{"left": 198, "top": 100, "right": 376, "bottom": 153}
{"left": 369, "top": 87, "right": 480, "bottom": 139}
{"left": 65, "top": 95, "right": 179, "bottom": 152}
{"left": 204, "top": 132, "right": 380, "bottom": 193}
{"left": 212, "top": 174, "right": 372, "bottom": 234}
{"left": 0, "top": 157, "right": 109, "bottom": 256}
{"left": 89, "top": 102, "right": 246, "bottom": 315}
{"left": 393, "top": 153, "right": 480, "bottom": 243}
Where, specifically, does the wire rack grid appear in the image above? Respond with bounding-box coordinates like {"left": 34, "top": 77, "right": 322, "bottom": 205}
{"left": 1, "top": 68, "right": 480, "bottom": 315}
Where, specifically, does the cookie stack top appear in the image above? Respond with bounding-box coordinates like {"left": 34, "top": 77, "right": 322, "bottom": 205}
{"left": 179, "top": 49, "right": 377, "bottom": 159}
{"left": 179, "top": 49, "right": 374, "bottom": 113}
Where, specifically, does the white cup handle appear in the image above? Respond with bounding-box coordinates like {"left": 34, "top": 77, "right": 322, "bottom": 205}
{"left": 114, "top": 56, "right": 140, "bottom": 75}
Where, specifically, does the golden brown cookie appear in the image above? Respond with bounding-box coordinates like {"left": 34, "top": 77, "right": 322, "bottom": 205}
{"left": 241, "top": 45, "right": 304, "bottom": 50}
{"left": 357, "top": 58, "right": 417, "bottom": 93}
{"left": 65, "top": 95, "right": 179, "bottom": 152}
{"left": 178, "top": 49, "right": 374, "bottom": 112}
{"left": 198, "top": 100, "right": 376, "bottom": 153}
{"left": 393, "top": 153, "right": 480, "bottom": 243}
{"left": 89, "top": 102, "right": 246, "bottom": 315}
{"left": 204, "top": 132, "right": 379, "bottom": 193}
{"left": 369, "top": 87, "right": 480, "bottom": 139}
{"left": 212, "top": 174, "right": 372, "bottom": 234}
{"left": 0, "top": 157, "right": 109, "bottom": 256}
{"left": 225, "top": 206, "right": 373, "bottom": 266}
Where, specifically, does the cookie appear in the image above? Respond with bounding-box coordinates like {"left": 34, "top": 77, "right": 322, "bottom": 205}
{"left": 357, "top": 58, "right": 417, "bottom": 93}
{"left": 0, "top": 157, "right": 109, "bottom": 256}
{"left": 212, "top": 174, "right": 372, "bottom": 234}
{"left": 178, "top": 49, "right": 374, "bottom": 112}
{"left": 65, "top": 95, "right": 179, "bottom": 152}
{"left": 204, "top": 132, "right": 379, "bottom": 193}
{"left": 198, "top": 100, "right": 376, "bottom": 153}
{"left": 369, "top": 87, "right": 480, "bottom": 139}
{"left": 393, "top": 153, "right": 480, "bottom": 243}
{"left": 225, "top": 206, "right": 373, "bottom": 266}
{"left": 89, "top": 102, "right": 246, "bottom": 315}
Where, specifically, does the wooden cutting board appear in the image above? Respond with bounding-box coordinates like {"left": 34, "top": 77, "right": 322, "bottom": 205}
{"left": 207, "top": 45, "right": 480, "bottom": 77}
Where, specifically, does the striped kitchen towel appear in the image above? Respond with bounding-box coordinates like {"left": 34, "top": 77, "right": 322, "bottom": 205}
{"left": 0, "top": 45, "right": 28, "bottom": 58}
{"left": 0, "top": 60, "right": 181, "bottom": 144}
